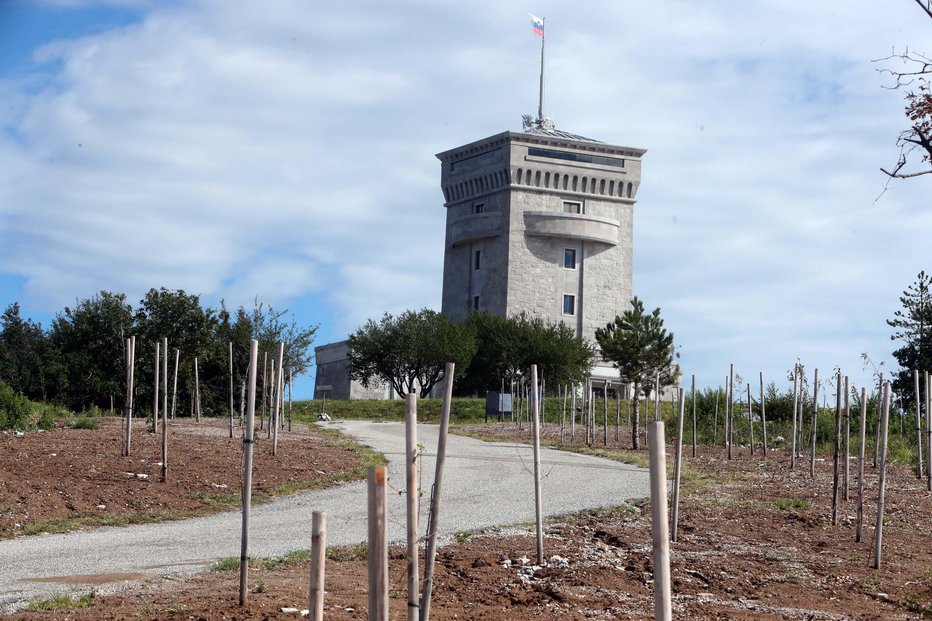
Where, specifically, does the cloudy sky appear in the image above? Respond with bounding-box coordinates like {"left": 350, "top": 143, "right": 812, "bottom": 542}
{"left": 0, "top": 0, "right": 929, "bottom": 398}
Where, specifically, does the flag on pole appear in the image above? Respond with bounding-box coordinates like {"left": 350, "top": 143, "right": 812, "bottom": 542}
{"left": 529, "top": 13, "right": 544, "bottom": 36}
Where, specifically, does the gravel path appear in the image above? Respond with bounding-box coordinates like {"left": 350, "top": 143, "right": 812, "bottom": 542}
{"left": 0, "top": 421, "right": 650, "bottom": 608}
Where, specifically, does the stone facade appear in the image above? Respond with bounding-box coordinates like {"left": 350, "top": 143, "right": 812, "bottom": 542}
{"left": 313, "top": 341, "right": 388, "bottom": 400}
{"left": 437, "top": 128, "right": 644, "bottom": 379}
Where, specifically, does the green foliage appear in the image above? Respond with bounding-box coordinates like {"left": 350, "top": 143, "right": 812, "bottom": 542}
{"left": 0, "top": 303, "right": 62, "bottom": 402}
{"left": 0, "top": 379, "right": 30, "bottom": 429}
{"left": 775, "top": 498, "right": 812, "bottom": 511}
{"left": 456, "top": 311, "right": 596, "bottom": 395}
{"left": 326, "top": 542, "right": 368, "bottom": 562}
{"left": 25, "top": 591, "right": 96, "bottom": 611}
{"left": 348, "top": 308, "right": 476, "bottom": 398}
{"left": 887, "top": 271, "right": 932, "bottom": 399}
{"left": 71, "top": 416, "right": 100, "bottom": 430}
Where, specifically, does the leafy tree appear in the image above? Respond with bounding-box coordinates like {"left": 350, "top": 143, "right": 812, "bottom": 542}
{"left": 0, "top": 303, "right": 60, "bottom": 402}
{"left": 457, "top": 312, "right": 596, "bottom": 396}
{"left": 595, "top": 297, "right": 678, "bottom": 449}
{"left": 879, "top": 1, "right": 932, "bottom": 180}
{"left": 348, "top": 309, "right": 476, "bottom": 398}
{"left": 49, "top": 292, "right": 133, "bottom": 410}
{"left": 887, "top": 270, "right": 932, "bottom": 400}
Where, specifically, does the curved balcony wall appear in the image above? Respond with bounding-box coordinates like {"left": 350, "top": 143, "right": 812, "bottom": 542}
{"left": 450, "top": 212, "right": 502, "bottom": 247}
{"left": 523, "top": 211, "right": 619, "bottom": 246}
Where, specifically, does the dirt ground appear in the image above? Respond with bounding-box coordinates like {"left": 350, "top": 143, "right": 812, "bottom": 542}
{"left": 0, "top": 417, "right": 368, "bottom": 537}
{"left": 4, "top": 419, "right": 932, "bottom": 620}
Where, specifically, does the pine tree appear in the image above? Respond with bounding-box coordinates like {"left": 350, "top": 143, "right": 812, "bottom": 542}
{"left": 887, "top": 271, "right": 932, "bottom": 398}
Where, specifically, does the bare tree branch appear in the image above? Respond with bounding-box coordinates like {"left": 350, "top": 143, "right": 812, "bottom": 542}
{"left": 913, "top": 0, "right": 932, "bottom": 20}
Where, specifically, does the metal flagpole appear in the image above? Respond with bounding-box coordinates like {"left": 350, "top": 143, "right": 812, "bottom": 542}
{"left": 538, "top": 17, "right": 545, "bottom": 123}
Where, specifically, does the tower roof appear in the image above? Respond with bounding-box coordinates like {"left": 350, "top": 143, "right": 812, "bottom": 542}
{"left": 519, "top": 126, "right": 602, "bottom": 143}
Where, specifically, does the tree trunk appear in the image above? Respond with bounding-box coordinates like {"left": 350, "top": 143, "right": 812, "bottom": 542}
{"left": 631, "top": 380, "right": 641, "bottom": 450}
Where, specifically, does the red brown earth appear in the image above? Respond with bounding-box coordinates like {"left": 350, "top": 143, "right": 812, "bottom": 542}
{"left": 4, "top": 419, "right": 932, "bottom": 619}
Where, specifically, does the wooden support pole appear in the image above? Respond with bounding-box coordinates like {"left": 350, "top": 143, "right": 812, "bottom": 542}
{"left": 420, "top": 362, "right": 455, "bottom": 621}
{"left": 713, "top": 382, "right": 721, "bottom": 446}
{"left": 288, "top": 370, "right": 293, "bottom": 432}
{"left": 810, "top": 368, "right": 819, "bottom": 479}
{"left": 603, "top": 381, "right": 609, "bottom": 446}
{"left": 747, "top": 383, "right": 755, "bottom": 456}
{"left": 272, "top": 342, "right": 284, "bottom": 455}
{"left": 161, "top": 337, "right": 168, "bottom": 483}
{"left": 872, "top": 382, "right": 891, "bottom": 569}
{"left": 791, "top": 366, "right": 799, "bottom": 470}
{"left": 856, "top": 387, "right": 867, "bottom": 542}
{"left": 530, "top": 364, "right": 544, "bottom": 565}
{"left": 926, "top": 371, "right": 931, "bottom": 492}
{"left": 691, "top": 375, "right": 696, "bottom": 458}
{"left": 123, "top": 337, "right": 132, "bottom": 457}
{"left": 368, "top": 465, "right": 388, "bottom": 621}
{"left": 170, "top": 349, "right": 179, "bottom": 420}
{"left": 760, "top": 371, "right": 768, "bottom": 456}
{"left": 229, "top": 342, "right": 234, "bottom": 439}
{"left": 309, "top": 511, "right": 327, "bottom": 621}
{"left": 873, "top": 373, "right": 883, "bottom": 467}
{"left": 915, "top": 370, "right": 923, "bottom": 479}
{"left": 405, "top": 393, "right": 419, "bottom": 621}
{"left": 561, "top": 384, "right": 567, "bottom": 444}
{"left": 239, "top": 339, "right": 259, "bottom": 606}
{"left": 647, "top": 420, "right": 672, "bottom": 621}
{"left": 268, "top": 359, "right": 276, "bottom": 440}
{"left": 571, "top": 383, "right": 576, "bottom": 443}
{"left": 843, "top": 375, "right": 850, "bottom": 501}
{"left": 727, "top": 364, "right": 734, "bottom": 459}
{"left": 832, "top": 371, "right": 842, "bottom": 526}
{"left": 194, "top": 356, "right": 201, "bottom": 422}
{"left": 671, "top": 388, "right": 685, "bottom": 543}
{"left": 153, "top": 340, "right": 160, "bottom": 434}
{"left": 260, "top": 351, "right": 268, "bottom": 431}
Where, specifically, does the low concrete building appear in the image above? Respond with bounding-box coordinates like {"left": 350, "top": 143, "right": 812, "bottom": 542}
{"left": 313, "top": 341, "right": 388, "bottom": 400}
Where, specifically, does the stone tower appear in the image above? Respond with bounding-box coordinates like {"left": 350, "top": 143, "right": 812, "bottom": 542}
{"left": 437, "top": 125, "right": 645, "bottom": 379}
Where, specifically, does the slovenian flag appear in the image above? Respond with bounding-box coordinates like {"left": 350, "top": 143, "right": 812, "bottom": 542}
{"left": 529, "top": 13, "right": 544, "bottom": 36}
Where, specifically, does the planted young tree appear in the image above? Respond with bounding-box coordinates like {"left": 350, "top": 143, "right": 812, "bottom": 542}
{"left": 595, "top": 297, "right": 678, "bottom": 450}
{"left": 888, "top": 271, "right": 932, "bottom": 398}
{"left": 349, "top": 309, "right": 475, "bottom": 398}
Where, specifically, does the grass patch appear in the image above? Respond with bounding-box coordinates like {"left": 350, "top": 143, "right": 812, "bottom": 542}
{"left": 26, "top": 590, "right": 96, "bottom": 611}
{"left": 326, "top": 542, "right": 368, "bottom": 562}
{"left": 70, "top": 416, "right": 100, "bottom": 430}
{"left": 210, "top": 557, "right": 242, "bottom": 572}
{"left": 775, "top": 498, "right": 812, "bottom": 511}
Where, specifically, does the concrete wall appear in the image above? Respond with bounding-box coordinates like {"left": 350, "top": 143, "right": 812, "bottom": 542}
{"left": 313, "top": 341, "right": 387, "bottom": 400}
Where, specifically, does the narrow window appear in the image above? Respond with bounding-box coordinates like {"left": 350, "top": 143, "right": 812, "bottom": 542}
{"left": 474, "top": 249, "right": 481, "bottom": 270}
{"left": 473, "top": 203, "right": 484, "bottom": 214}
{"left": 563, "top": 201, "right": 581, "bottom": 214}
{"left": 473, "top": 295, "right": 480, "bottom": 311}
{"left": 563, "top": 248, "right": 577, "bottom": 269}
{"left": 563, "top": 294, "right": 576, "bottom": 316}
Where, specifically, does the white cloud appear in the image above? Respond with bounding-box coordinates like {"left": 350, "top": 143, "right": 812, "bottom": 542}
{"left": 1, "top": 0, "right": 930, "bottom": 392}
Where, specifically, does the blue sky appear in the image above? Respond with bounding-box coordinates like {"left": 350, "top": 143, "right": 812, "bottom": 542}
{"left": 0, "top": 0, "right": 929, "bottom": 400}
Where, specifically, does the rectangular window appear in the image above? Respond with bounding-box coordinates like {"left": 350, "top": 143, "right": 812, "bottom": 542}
{"left": 472, "top": 203, "right": 485, "bottom": 214}
{"left": 563, "top": 201, "right": 582, "bottom": 214}
{"left": 563, "top": 294, "right": 575, "bottom": 316}
{"left": 473, "top": 295, "right": 480, "bottom": 311}
{"left": 474, "top": 249, "right": 481, "bottom": 270}
{"left": 563, "top": 248, "right": 577, "bottom": 270}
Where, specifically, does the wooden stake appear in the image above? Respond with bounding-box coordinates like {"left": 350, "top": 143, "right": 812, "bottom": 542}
{"left": 194, "top": 356, "right": 201, "bottom": 423}
{"left": 239, "top": 339, "right": 259, "bottom": 606}
{"left": 229, "top": 342, "right": 234, "bottom": 439}
{"left": 530, "top": 364, "right": 544, "bottom": 565}
{"left": 603, "top": 380, "right": 609, "bottom": 446}
{"left": 713, "top": 382, "right": 721, "bottom": 446}
{"left": 832, "top": 371, "right": 842, "bottom": 526}
{"left": 856, "top": 387, "right": 867, "bottom": 542}
{"left": 288, "top": 370, "right": 293, "bottom": 432}
{"left": 872, "top": 382, "right": 891, "bottom": 569}
{"left": 691, "top": 375, "right": 696, "bottom": 457}
{"left": 309, "top": 511, "right": 327, "bottom": 621}
{"left": 268, "top": 359, "right": 276, "bottom": 440}
{"left": 570, "top": 383, "right": 576, "bottom": 443}
{"left": 747, "top": 383, "right": 755, "bottom": 456}
{"left": 420, "top": 362, "right": 455, "bottom": 621}
{"left": 727, "top": 364, "right": 734, "bottom": 459}
{"left": 272, "top": 343, "right": 284, "bottom": 455}
{"left": 123, "top": 337, "right": 132, "bottom": 457}
{"left": 791, "top": 366, "right": 799, "bottom": 470}
{"left": 561, "top": 384, "right": 567, "bottom": 444}
{"left": 810, "top": 368, "right": 819, "bottom": 479}
{"left": 926, "top": 371, "right": 931, "bottom": 492}
{"left": 368, "top": 466, "right": 388, "bottom": 621}
{"left": 873, "top": 373, "right": 883, "bottom": 467}
{"left": 404, "top": 393, "right": 419, "bottom": 621}
{"left": 161, "top": 337, "right": 168, "bottom": 483}
{"left": 915, "top": 370, "right": 923, "bottom": 479}
{"left": 671, "top": 388, "right": 686, "bottom": 543}
{"left": 170, "top": 349, "right": 179, "bottom": 420}
{"left": 153, "top": 341, "right": 160, "bottom": 434}
{"left": 843, "top": 375, "right": 850, "bottom": 501}
{"left": 760, "top": 371, "right": 768, "bottom": 456}
{"left": 260, "top": 351, "right": 268, "bottom": 431}
{"left": 647, "top": 420, "right": 672, "bottom": 621}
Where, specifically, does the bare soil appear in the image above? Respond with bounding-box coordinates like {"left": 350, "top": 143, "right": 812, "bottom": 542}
{"left": 4, "top": 420, "right": 932, "bottom": 620}
{"left": 0, "top": 417, "right": 367, "bottom": 537}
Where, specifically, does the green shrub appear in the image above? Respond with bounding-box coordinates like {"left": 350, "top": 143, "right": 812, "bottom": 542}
{"left": 71, "top": 417, "right": 100, "bottom": 430}
{"left": 0, "top": 380, "right": 30, "bottom": 430}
